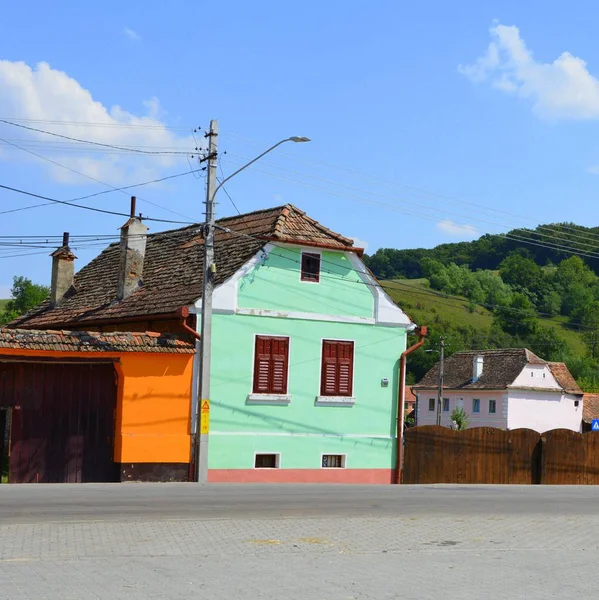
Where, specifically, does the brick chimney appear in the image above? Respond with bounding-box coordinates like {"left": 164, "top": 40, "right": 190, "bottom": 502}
{"left": 473, "top": 354, "right": 484, "bottom": 382}
{"left": 50, "top": 232, "right": 76, "bottom": 306}
{"left": 117, "top": 196, "right": 148, "bottom": 300}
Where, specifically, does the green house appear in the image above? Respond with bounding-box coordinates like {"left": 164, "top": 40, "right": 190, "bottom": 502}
{"left": 13, "top": 204, "right": 414, "bottom": 483}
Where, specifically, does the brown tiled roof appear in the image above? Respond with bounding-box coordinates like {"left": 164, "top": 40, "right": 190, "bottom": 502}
{"left": 412, "top": 348, "right": 546, "bottom": 391}
{"left": 583, "top": 394, "right": 599, "bottom": 424}
{"left": 11, "top": 204, "right": 355, "bottom": 329}
{"left": 548, "top": 362, "right": 583, "bottom": 395}
{"left": 0, "top": 329, "right": 195, "bottom": 354}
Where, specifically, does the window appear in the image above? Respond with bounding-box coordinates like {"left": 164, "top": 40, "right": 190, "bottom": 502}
{"left": 429, "top": 398, "right": 435, "bottom": 411}
{"left": 255, "top": 454, "right": 279, "bottom": 468}
{"left": 301, "top": 252, "right": 321, "bottom": 282}
{"left": 404, "top": 402, "right": 409, "bottom": 410}
{"left": 443, "top": 398, "right": 449, "bottom": 412}
{"left": 320, "top": 340, "right": 354, "bottom": 396}
{"left": 322, "top": 454, "right": 345, "bottom": 468}
{"left": 253, "top": 336, "right": 289, "bottom": 395}
{"left": 473, "top": 399, "right": 480, "bottom": 413}
{"left": 489, "top": 399, "right": 497, "bottom": 414}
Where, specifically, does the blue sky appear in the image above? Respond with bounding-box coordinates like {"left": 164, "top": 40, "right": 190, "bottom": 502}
{"left": 2, "top": 1, "right": 599, "bottom": 297}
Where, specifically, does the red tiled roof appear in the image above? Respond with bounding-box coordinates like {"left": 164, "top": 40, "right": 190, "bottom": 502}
{"left": 548, "top": 362, "right": 583, "bottom": 395}
{"left": 405, "top": 387, "right": 416, "bottom": 402}
{"left": 11, "top": 204, "right": 355, "bottom": 329}
{"left": 0, "top": 329, "right": 195, "bottom": 354}
{"left": 583, "top": 394, "right": 599, "bottom": 424}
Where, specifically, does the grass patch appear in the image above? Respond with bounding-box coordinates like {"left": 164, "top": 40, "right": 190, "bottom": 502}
{"left": 383, "top": 277, "right": 585, "bottom": 355}
{"left": 0, "top": 299, "right": 8, "bottom": 311}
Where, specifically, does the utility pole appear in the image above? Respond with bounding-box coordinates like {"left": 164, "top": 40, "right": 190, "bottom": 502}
{"left": 436, "top": 337, "right": 445, "bottom": 426}
{"left": 196, "top": 119, "right": 218, "bottom": 483}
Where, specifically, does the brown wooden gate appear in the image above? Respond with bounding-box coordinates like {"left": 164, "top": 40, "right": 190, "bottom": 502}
{"left": 403, "top": 425, "right": 541, "bottom": 484}
{"left": 541, "top": 429, "right": 599, "bottom": 484}
{"left": 0, "top": 360, "right": 118, "bottom": 483}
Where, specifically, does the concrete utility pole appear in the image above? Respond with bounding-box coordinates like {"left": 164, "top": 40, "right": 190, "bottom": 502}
{"left": 194, "top": 121, "right": 310, "bottom": 483}
{"left": 196, "top": 119, "right": 218, "bottom": 484}
{"left": 436, "top": 338, "right": 445, "bottom": 426}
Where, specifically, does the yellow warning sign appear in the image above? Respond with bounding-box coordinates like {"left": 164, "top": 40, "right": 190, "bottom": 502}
{"left": 200, "top": 399, "right": 210, "bottom": 434}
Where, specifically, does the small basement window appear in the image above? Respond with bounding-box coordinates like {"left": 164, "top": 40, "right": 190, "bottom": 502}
{"left": 301, "top": 252, "right": 321, "bottom": 282}
{"left": 322, "top": 454, "right": 346, "bottom": 468}
{"left": 255, "top": 454, "right": 280, "bottom": 469}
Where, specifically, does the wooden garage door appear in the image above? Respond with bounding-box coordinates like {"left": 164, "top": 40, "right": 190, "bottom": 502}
{"left": 0, "top": 361, "right": 118, "bottom": 483}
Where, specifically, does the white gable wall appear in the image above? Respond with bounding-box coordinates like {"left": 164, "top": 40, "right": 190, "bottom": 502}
{"left": 506, "top": 390, "right": 582, "bottom": 433}
{"left": 511, "top": 364, "right": 561, "bottom": 390}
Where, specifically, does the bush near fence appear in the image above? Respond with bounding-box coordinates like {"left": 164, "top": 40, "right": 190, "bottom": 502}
{"left": 403, "top": 425, "right": 599, "bottom": 485}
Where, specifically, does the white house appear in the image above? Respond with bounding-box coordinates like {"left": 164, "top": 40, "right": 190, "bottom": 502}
{"left": 412, "top": 349, "right": 583, "bottom": 433}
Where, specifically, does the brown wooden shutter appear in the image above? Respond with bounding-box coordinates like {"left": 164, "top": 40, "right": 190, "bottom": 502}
{"left": 321, "top": 340, "right": 354, "bottom": 396}
{"left": 270, "top": 337, "right": 289, "bottom": 394}
{"left": 253, "top": 336, "right": 289, "bottom": 394}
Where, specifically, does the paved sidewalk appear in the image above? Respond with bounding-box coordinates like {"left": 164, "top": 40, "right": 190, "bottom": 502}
{"left": 0, "top": 485, "right": 597, "bottom": 599}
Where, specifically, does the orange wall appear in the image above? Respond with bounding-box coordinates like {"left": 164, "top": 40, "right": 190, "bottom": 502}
{"left": 115, "top": 354, "right": 193, "bottom": 464}
{"left": 0, "top": 348, "right": 194, "bottom": 465}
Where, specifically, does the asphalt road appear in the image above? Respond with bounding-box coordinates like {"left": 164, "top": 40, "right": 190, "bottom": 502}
{"left": 1, "top": 482, "right": 599, "bottom": 523}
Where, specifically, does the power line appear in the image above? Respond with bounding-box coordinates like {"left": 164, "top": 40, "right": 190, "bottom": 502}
{"left": 0, "top": 117, "right": 196, "bottom": 131}
{"left": 0, "top": 119, "right": 196, "bottom": 155}
{"left": 0, "top": 183, "right": 193, "bottom": 224}
{"left": 223, "top": 130, "right": 599, "bottom": 246}
{"left": 0, "top": 137, "right": 200, "bottom": 221}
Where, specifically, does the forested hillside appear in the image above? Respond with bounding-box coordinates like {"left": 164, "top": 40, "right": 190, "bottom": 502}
{"left": 368, "top": 224, "right": 599, "bottom": 392}
{"left": 366, "top": 223, "right": 599, "bottom": 279}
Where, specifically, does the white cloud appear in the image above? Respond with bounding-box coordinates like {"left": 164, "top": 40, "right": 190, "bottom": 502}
{"left": 0, "top": 60, "right": 198, "bottom": 185}
{"left": 0, "top": 285, "right": 12, "bottom": 299}
{"left": 587, "top": 165, "right": 599, "bottom": 175}
{"left": 350, "top": 236, "right": 369, "bottom": 251}
{"left": 459, "top": 23, "right": 599, "bottom": 120}
{"left": 436, "top": 220, "right": 478, "bottom": 238}
{"left": 123, "top": 27, "right": 141, "bottom": 42}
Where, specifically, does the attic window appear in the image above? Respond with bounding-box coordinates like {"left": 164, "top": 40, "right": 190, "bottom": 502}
{"left": 301, "top": 252, "right": 320, "bottom": 282}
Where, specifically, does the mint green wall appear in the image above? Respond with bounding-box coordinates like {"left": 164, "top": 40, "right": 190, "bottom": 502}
{"left": 237, "top": 247, "right": 374, "bottom": 319}
{"left": 209, "top": 313, "right": 405, "bottom": 470}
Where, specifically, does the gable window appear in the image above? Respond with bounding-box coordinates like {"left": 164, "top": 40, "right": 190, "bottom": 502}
{"left": 428, "top": 398, "right": 435, "bottom": 411}
{"left": 252, "top": 336, "right": 289, "bottom": 395}
{"left": 473, "top": 399, "right": 480, "bottom": 413}
{"left": 301, "top": 252, "right": 321, "bottom": 282}
{"left": 443, "top": 398, "right": 449, "bottom": 412}
{"left": 489, "top": 399, "right": 497, "bottom": 414}
{"left": 320, "top": 340, "right": 354, "bottom": 397}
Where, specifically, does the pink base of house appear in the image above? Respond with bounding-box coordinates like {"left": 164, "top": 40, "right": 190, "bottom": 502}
{"left": 208, "top": 469, "right": 394, "bottom": 484}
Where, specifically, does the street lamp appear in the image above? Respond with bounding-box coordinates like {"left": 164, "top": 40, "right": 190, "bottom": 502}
{"left": 195, "top": 121, "right": 310, "bottom": 483}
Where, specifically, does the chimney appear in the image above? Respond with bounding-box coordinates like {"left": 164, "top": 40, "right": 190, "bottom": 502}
{"left": 473, "top": 354, "right": 484, "bottom": 382}
{"left": 50, "top": 232, "right": 77, "bottom": 305}
{"left": 117, "top": 196, "right": 148, "bottom": 300}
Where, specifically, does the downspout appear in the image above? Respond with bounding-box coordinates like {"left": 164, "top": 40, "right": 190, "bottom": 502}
{"left": 395, "top": 325, "right": 428, "bottom": 484}
{"left": 178, "top": 306, "right": 201, "bottom": 482}
{"left": 177, "top": 306, "right": 201, "bottom": 341}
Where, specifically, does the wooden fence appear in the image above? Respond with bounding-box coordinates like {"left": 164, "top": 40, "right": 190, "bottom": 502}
{"left": 403, "top": 426, "right": 599, "bottom": 485}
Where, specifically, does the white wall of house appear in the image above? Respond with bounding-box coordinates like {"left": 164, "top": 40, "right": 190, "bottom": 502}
{"left": 416, "top": 391, "right": 508, "bottom": 429}
{"left": 506, "top": 390, "right": 582, "bottom": 433}
{"left": 511, "top": 364, "right": 560, "bottom": 390}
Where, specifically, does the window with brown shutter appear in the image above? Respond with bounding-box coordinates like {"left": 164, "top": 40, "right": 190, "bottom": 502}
{"left": 301, "top": 252, "right": 321, "bottom": 282}
{"left": 252, "top": 336, "right": 289, "bottom": 395}
{"left": 320, "top": 340, "right": 354, "bottom": 396}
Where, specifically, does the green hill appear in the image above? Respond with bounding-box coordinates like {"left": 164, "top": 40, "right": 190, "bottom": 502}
{"left": 0, "top": 300, "right": 8, "bottom": 311}
{"left": 383, "top": 278, "right": 585, "bottom": 355}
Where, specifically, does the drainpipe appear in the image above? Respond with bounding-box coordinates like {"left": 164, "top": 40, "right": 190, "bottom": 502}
{"left": 177, "top": 306, "right": 201, "bottom": 341}
{"left": 178, "top": 306, "right": 201, "bottom": 482}
{"left": 394, "top": 325, "right": 428, "bottom": 484}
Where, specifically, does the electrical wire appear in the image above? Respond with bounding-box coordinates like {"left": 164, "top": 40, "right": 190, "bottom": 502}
{"left": 0, "top": 183, "right": 193, "bottom": 224}
{"left": 223, "top": 130, "right": 599, "bottom": 246}
{"left": 0, "top": 119, "right": 195, "bottom": 155}
{"left": 0, "top": 137, "right": 200, "bottom": 221}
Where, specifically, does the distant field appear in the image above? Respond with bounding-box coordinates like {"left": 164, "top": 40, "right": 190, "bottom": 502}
{"left": 382, "top": 277, "right": 585, "bottom": 355}
{"left": 0, "top": 299, "right": 8, "bottom": 311}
